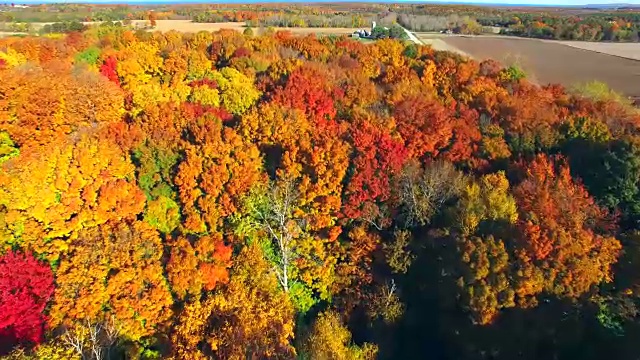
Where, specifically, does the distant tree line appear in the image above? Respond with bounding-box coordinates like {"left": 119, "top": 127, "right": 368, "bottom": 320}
{"left": 2, "top": 2, "right": 638, "bottom": 43}
{"left": 396, "top": 5, "right": 640, "bottom": 42}
{"left": 371, "top": 24, "right": 409, "bottom": 40}
{"left": 488, "top": 13, "right": 640, "bottom": 42}
{"left": 397, "top": 13, "right": 483, "bottom": 34}
{"left": 246, "top": 14, "right": 372, "bottom": 29}
{"left": 39, "top": 21, "right": 86, "bottom": 35}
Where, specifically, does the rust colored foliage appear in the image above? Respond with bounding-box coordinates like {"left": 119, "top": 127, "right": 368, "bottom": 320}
{"left": 498, "top": 83, "right": 565, "bottom": 153}
{"left": 166, "top": 234, "right": 233, "bottom": 300}
{"left": 439, "top": 104, "right": 485, "bottom": 169}
{"left": 513, "top": 155, "right": 621, "bottom": 300}
{"left": 333, "top": 225, "right": 380, "bottom": 310}
{"left": 393, "top": 95, "right": 454, "bottom": 159}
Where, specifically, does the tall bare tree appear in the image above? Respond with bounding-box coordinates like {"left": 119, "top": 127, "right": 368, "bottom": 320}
{"left": 240, "top": 179, "right": 303, "bottom": 293}
{"left": 62, "top": 317, "right": 121, "bottom": 360}
{"left": 395, "top": 159, "right": 466, "bottom": 227}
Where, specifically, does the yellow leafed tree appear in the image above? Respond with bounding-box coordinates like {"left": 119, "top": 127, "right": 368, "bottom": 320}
{"left": 170, "top": 244, "right": 295, "bottom": 360}
{"left": 0, "top": 135, "right": 145, "bottom": 260}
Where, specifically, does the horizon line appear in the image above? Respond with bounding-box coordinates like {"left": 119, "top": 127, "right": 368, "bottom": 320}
{"left": 8, "top": 1, "right": 640, "bottom": 7}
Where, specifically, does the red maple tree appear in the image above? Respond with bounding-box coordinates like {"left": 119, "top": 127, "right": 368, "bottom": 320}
{"left": 100, "top": 56, "right": 120, "bottom": 86}
{"left": 0, "top": 251, "right": 54, "bottom": 349}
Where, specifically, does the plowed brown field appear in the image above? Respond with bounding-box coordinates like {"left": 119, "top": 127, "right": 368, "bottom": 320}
{"left": 440, "top": 36, "right": 640, "bottom": 97}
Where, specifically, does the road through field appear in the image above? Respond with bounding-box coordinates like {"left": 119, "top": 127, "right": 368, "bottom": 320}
{"left": 435, "top": 36, "right": 640, "bottom": 97}
{"left": 403, "top": 27, "right": 471, "bottom": 55}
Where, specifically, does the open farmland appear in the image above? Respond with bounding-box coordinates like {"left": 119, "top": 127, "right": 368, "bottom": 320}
{"left": 557, "top": 41, "right": 640, "bottom": 61}
{"left": 0, "top": 32, "right": 26, "bottom": 37}
{"left": 2, "top": 19, "right": 357, "bottom": 36}
{"left": 130, "top": 20, "right": 247, "bottom": 32}
{"left": 417, "top": 36, "right": 470, "bottom": 56}
{"left": 131, "top": 19, "right": 356, "bottom": 35}
{"left": 432, "top": 35, "right": 640, "bottom": 97}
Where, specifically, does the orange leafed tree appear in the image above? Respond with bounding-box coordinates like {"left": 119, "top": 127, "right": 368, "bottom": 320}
{"left": 0, "top": 67, "right": 124, "bottom": 147}
{"left": 240, "top": 101, "right": 351, "bottom": 230}
{"left": 393, "top": 95, "right": 454, "bottom": 159}
{"left": 513, "top": 154, "right": 621, "bottom": 302}
{"left": 166, "top": 234, "right": 233, "bottom": 300}
{"left": 50, "top": 221, "right": 173, "bottom": 341}
{"left": 174, "top": 113, "right": 263, "bottom": 234}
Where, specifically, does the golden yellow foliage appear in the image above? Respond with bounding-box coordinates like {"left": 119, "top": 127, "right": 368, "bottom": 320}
{"left": 0, "top": 48, "right": 27, "bottom": 68}
{"left": 457, "top": 172, "right": 518, "bottom": 235}
{"left": 209, "top": 67, "right": 262, "bottom": 115}
{"left": 304, "top": 310, "right": 378, "bottom": 360}
{"left": 0, "top": 135, "right": 144, "bottom": 260}
{"left": 204, "top": 244, "right": 295, "bottom": 359}
{"left": 189, "top": 85, "right": 220, "bottom": 107}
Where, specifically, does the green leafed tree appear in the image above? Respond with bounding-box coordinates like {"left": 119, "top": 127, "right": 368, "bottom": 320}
{"left": 233, "top": 179, "right": 318, "bottom": 313}
{"left": 74, "top": 47, "right": 101, "bottom": 66}
{"left": 0, "top": 131, "right": 19, "bottom": 165}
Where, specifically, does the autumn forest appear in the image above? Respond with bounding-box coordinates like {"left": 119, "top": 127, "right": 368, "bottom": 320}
{"left": 1, "top": 21, "right": 640, "bottom": 360}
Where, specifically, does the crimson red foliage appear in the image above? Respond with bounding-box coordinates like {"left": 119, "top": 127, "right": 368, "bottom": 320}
{"left": 342, "top": 122, "right": 408, "bottom": 222}
{"left": 99, "top": 56, "right": 120, "bottom": 85}
{"left": 336, "top": 55, "right": 360, "bottom": 71}
{"left": 0, "top": 252, "right": 54, "bottom": 349}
